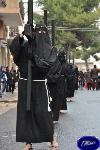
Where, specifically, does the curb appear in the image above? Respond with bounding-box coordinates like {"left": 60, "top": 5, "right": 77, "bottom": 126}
{"left": 0, "top": 100, "right": 17, "bottom": 103}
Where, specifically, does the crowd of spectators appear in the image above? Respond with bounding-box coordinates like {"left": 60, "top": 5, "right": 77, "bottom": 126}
{"left": 0, "top": 66, "right": 19, "bottom": 97}
{"left": 0, "top": 64, "right": 100, "bottom": 99}
{"left": 78, "top": 65, "right": 100, "bottom": 90}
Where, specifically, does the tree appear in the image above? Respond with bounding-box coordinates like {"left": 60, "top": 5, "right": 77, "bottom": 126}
{"left": 56, "top": 30, "right": 79, "bottom": 59}
{"left": 37, "top": 0, "right": 100, "bottom": 27}
{"left": 33, "top": 12, "right": 43, "bottom": 24}
{"left": 36, "top": 0, "right": 100, "bottom": 65}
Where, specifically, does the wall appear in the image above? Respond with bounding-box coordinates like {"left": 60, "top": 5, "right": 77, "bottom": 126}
{"left": 75, "top": 62, "right": 94, "bottom": 72}
{"left": 1, "top": 0, "right": 19, "bottom": 10}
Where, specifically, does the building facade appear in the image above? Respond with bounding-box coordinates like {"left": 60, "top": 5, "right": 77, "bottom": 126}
{"left": 0, "top": 0, "right": 24, "bottom": 68}
{"left": 75, "top": 62, "right": 94, "bottom": 72}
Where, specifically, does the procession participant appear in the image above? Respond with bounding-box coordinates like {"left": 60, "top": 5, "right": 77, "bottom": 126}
{"left": 66, "top": 64, "right": 75, "bottom": 102}
{"left": 47, "top": 51, "right": 68, "bottom": 121}
{"left": 85, "top": 69, "right": 93, "bottom": 90}
{"left": 91, "top": 65, "right": 98, "bottom": 90}
{"left": 74, "top": 66, "right": 79, "bottom": 90}
{"left": 47, "top": 51, "right": 62, "bottom": 122}
{"left": 57, "top": 51, "right": 67, "bottom": 113}
{"left": 10, "top": 23, "right": 58, "bottom": 150}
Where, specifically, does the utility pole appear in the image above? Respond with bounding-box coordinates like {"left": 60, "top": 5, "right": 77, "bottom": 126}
{"left": 51, "top": 20, "right": 55, "bottom": 47}
{"left": 73, "top": 55, "right": 74, "bottom": 65}
{"left": 44, "top": 10, "right": 47, "bottom": 26}
{"left": 69, "top": 54, "right": 71, "bottom": 64}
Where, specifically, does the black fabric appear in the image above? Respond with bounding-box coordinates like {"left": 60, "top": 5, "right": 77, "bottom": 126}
{"left": 57, "top": 52, "right": 67, "bottom": 111}
{"left": 33, "top": 27, "right": 61, "bottom": 83}
{"left": 9, "top": 36, "right": 21, "bottom": 66}
{"left": 57, "top": 51, "right": 66, "bottom": 64}
{"left": 9, "top": 30, "right": 54, "bottom": 143}
{"left": 48, "top": 83, "right": 61, "bottom": 121}
{"left": 33, "top": 25, "right": 57, "bottom": 70}
{"left": 48, "top": 61, "right": 68, "bottom": 121}
{"left": 47, "top": 58, "right": 62, "bottom": 83}
{"left": 74, "top": 67, "right": 79, "bottom": 90}
{"left": 16, "top": 80, "right": 53, "bottom": 143}
{"left": 96, "top": 77, "right": 100, "bottom": 90}
{"left": 66, "top": 65, "right": 75, "bottom": 98}
{"left": 34, "top": 29, "right": 53, "bottom": 61}
{"left": 57, "top": 63, "right": 67, "bottom": 111}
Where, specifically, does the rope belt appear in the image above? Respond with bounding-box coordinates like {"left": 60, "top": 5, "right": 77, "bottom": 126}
{"left": 19, "top": 77, "right": 51, "bottom": 112}
{"left": 19, "top": 77, "right": 46, "bottom": 82}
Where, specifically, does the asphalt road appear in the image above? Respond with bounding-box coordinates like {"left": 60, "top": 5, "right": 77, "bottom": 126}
{"left": 0, "top": 89, "right": 100, "bottom": 150}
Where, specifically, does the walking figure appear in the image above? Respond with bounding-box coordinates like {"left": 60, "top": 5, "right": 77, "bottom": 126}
{"left": 10, "top": 23, "right": 59, "bottom": 150}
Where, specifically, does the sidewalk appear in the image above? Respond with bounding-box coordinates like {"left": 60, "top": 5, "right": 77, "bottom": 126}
{"left": 0, "top": 89, "right": 18, "bottom": 103}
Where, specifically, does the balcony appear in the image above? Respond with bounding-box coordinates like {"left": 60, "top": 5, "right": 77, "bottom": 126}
{"left": 0, "top": 0, "right": 23, "bottom": 26}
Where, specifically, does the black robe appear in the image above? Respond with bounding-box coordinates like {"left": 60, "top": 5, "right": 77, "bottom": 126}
{"left": 74, "top": 67, "right": 79, "bottom": 90}
{"left": 48, "top": 61, "right": 67, "bottom": 121}
{"left": 57, "top": 62, "right": 67, "bottom": 111}
{"left": 66, "top": 65, "right": 75, "bottom": 98}
{"left": 10, "top": 34, "right": 54, "bottom": 143}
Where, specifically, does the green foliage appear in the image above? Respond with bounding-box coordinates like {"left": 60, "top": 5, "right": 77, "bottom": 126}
{"left": 37, "top": 0, "right": 100, "bottom": 26}
{"left": 33, "top": 13, "right": 43, "bottom": 24}
{"left": 57, "top": 31, "right": 78, "bottom": 46}
{"left": 72, "top": 49, "right": 82, "bottom": 59}
{"left": 36, "top": 0, "right": 100, "bottom": 61}
{"left": 82, "top": 0, "right": 100, "bottom": 12}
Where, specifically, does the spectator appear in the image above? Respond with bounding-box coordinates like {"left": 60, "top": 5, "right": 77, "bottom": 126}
{"left": 0, "top": 66, "right": 7, "bottom": 97}
{"left": 85, "top": 69, "right": 92, "bottom": 90}
{"left": 78, "top": 71, "right": 84, "bottom": 90}
{"left": 91, "top": 65, "right": 98, "bottom": 90}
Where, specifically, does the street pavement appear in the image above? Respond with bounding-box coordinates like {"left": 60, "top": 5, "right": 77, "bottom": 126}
{"left": 0, "top": 89, "right": 100, "bottom": 150}
{"left": 0, "top": 89, "right": 17, "bottom": 103}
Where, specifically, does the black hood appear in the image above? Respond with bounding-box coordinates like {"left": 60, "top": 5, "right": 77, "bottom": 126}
{"left": 34, "top": 23, "right": 56, "bottom": 63}
{"left": 58, "top": 51, "right": 66, "bottom": 63}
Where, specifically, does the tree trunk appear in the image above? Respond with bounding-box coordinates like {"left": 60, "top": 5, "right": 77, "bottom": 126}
{"left": 85, "top": 59, "right": 88, "bottom": 71}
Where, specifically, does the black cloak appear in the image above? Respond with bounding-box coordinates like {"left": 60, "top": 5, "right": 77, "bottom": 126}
{"left": 66, "top": 64, "right": 75, "bottom": 98}
{"left": 9, "top": 24, "right": 57, "bottom": 143}
{"left": 48, "top": 51, "right": 67, "bottom": 121}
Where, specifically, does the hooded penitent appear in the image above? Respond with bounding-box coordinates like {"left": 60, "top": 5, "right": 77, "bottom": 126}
{"left": 9, "top": 23, "right": 56, "bottom": 143}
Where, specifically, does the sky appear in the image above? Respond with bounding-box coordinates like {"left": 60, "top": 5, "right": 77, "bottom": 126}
{"left": 23, "top": 0, "right": 43, "bottom": 15}
{"left": 19, "top": 0, "right": 43, "bottom": 33}
{"left": 22, "top": 0, "right": 43, "bottom": 24}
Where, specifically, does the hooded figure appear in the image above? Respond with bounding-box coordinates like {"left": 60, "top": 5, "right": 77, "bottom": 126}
{"left": 48, "top": 51, "right": 68, "bottom": 122}
{"left": 57, "top": 51, "right": 68, "bottom": 111}
{"left": 9, "top": 23, "right": 59, "bottom": 148}
{"left": 66, "top": 64, "right": 75, "bottom": 101}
